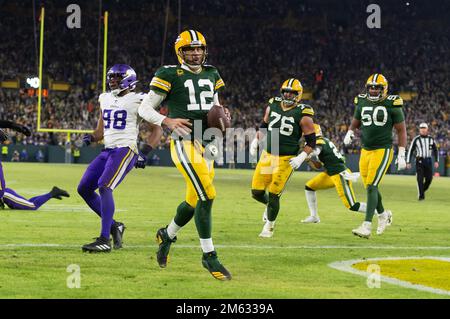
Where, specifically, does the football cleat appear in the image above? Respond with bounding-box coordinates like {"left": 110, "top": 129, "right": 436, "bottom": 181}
{"left": 50, "top": 186, "right": 70, "bottom": 200}
{"left": 259, "top": 221, "right": 275, "bottom": 238}
{"left": 301, "top": 216, "right": 320, "bottom": 223}
{"left": 376, "top": 210, "right": 393, "bottom": 235}
{"left": 156, "top": 227, "right": 177, "bottom": 268}
{"left": 352, "top": 222, "right": 372, "bottom": 239}
{"left": 202, "top": 251, "right": 232, "bottom": 281}
{"left": 82, "top": 236, "right": 111, "bottom": 253}
{"left": 110, "top": 221, "right": 126, "bottom": 249}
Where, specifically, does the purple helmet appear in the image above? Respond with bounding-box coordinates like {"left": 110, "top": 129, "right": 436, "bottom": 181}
{"left": 107, "top": 64, "right": 138, "bottom": 91}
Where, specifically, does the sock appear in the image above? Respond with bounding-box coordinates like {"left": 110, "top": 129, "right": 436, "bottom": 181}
{"left": 365, "top": 185, "right": 378, "bottom": 222}
{"left": 376, "top": 190, "right": 384, "bottom": 214}
{"left": 174, "top": 201, "right": 195, "bottom": 227}
{"left": 199, "top": 238, "right": 215, "bottom": 253}
{"left": 194, "top": 199, "right": 213, "bottom": 239}
{"left": 167, "top": 219, "right": 181, "bottom": 240}
{"left": 29, "top": 193, "right": 52, "bottom": 210}
{"left": 349, "top": 202, "right": 366, "bottom": 213}
{"left": 99, "top": 187, "right": 115, "bottom": 239}
{"left": 251, "top": 189, "right": 268, "bottom": 204}
{"left": 305, "top": 189, "right": 318, "bottom": 217}
{"left": 267, "top": 193, "right": 280, "bottom": 222}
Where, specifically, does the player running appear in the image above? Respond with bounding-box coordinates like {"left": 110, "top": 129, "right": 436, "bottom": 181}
{"left": 77, "top": 64, "right": 173, "bottom": 253}
{"left": 343, "top": 74, "right": 407, "bottom": 238}
{"left": 249, "top": 78, "right": 316, "bottom": 238}
{"left": 301, "top": 124, "right": 368, "bottom": 223}
{"left": 138, "top": 30, "right": 232, "bottom": 280}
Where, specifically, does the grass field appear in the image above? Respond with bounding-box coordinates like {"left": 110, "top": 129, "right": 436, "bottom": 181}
{"left": 1, "top": 162, "right": 450, "bottom": 299}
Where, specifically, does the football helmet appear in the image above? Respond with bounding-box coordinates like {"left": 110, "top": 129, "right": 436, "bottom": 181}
{"left": 365, "top": 73, "right": 388, "bottom": 101}
{"left": 107, "top": 64, "right": 137, "bottom": 93}
{"left": 174, "top": 30, "right": 207, "bottom": 67}
{"left": 280, "top": 78, "right": 303, "bottom": 105}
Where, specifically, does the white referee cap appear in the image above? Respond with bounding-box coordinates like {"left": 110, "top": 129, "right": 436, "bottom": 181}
{"left": 419, "top": 122, "right": 428, "bottom": 129}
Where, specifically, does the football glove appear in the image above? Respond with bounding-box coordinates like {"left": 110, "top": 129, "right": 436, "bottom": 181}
{"left": 343, "top": 130, "right": 354, "bottom": 145}
{"left": 12, "top": 124, "right": 31, "bottom": 137}
{"left": 135, "top": 153, "right": 147, "bottom": 169}
{"left": 249, "top": 138, "right": 259, "bottom": 157}
{"left": 0, "top": 129, "right": 8, "bottom": 143}
{"left": 396, "top": 147, "right": 407, "bottom": 171}
{"left": 289, "top": 151, "right": 308, "bottom": 170}
{"left": 82, "top": 134, "right": 93, "bottom": 146}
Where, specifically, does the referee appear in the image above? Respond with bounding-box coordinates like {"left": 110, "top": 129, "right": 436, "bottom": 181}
{"left": 406, "top": 123, "right": 439, "bottom": 200}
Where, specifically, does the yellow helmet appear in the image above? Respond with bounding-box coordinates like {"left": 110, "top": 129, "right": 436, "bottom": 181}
{"left": 280, "top": 78, "right": 303, "bottom": 105}
{"left": 174, "top": 30, "right": 207, "bottom": 66}
{"left": 366, "top": 73, "right": 388, "bottom": 101}
{"left": 313, "top": 124, "right": 323, "bottom": 137}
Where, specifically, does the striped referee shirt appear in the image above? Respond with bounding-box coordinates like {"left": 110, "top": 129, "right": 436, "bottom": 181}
{"left": 406, "top": 135, "right": 439, "bottom": 163}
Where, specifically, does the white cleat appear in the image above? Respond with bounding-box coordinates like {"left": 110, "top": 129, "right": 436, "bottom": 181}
{"left": 352, "top": 221, "right": 372, "bottom": 239}
{"left": 301, "top": 216, "right": 320, "bottom": 223}
{"left": 259, "top": 221, "right": 274, "bottom": 238}
{"left": 376, "top": 210, "right": 393, "bottom": 235}
{"left": 262, "top": 207, "right": 268, "bottom": 223}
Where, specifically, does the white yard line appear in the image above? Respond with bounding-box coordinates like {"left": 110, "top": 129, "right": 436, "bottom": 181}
{"left": 1, "top": 244, "right": 450, "bottom": 250}
{"left": 328, "top": 256, "right": 450, "bottom": 296}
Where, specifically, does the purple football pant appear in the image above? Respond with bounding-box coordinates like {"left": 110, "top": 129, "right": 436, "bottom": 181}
{"left": 2, "top": 188, "right": 52, "bottom": 210}
{"left": 0, "top": 162, "right": 6, "bottom": 198}
{"left": 77, "top": 147, "right": 137, "bottom": 239}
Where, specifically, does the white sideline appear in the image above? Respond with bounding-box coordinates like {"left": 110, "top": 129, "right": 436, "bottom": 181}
{"left": 2, "top": 244, "right": 450, "bottom": 250}
{"left": 328, "top": 256, "right": 450, "bottom": 296}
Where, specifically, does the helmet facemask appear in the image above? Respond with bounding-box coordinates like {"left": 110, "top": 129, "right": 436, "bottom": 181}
{"left": 366, "top": 84, "right": 385, "bottom": 101}
{"left": 179, "top": 44, "right": 207, "bottom": 71}
{"left": 280, "top": 88, "right": 300, "bottom": 106}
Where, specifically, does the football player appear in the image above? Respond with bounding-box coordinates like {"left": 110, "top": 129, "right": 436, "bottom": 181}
{"left": 0, "top": 120, "right": 31, "bottom": 201}
{"left": 0, "top": 186, "right": 69, "bottom": 210}
{"left": 343, "top": 74, "right": 407, "bottom": 238}
{"left": 249, "top": 78, "right": 316, "bottom": 238}
{"left": 301, "top": 124, "right": 369, "bottom": 223}
{"left": 77, "top": 64, "right": 169, "bottom": 252}
{"left": 138, "top": 30, "right": 231, "bottom": 280}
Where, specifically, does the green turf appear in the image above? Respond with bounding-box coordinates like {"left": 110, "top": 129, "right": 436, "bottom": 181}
{"left": 1, "top": 162, "right": 449, "bottom": 298}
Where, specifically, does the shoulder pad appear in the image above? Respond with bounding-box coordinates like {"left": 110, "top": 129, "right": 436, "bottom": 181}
{"left": 300, "top": 104, "right": 314, "bottom": 116}
{"left": 162, "top": 65, "right": 178, "bottom": 69}
{"left": 269, "top": 98, "right": 274, "bottom": 104}
{"left": 389, "top": 95, "right": 403, "bottom": 106}
{"left": 203, "top": 64, "right": 216, "bottom": 69}
{"left": 358, "top": 93, "right": 367, "bottom": 98}
{"left": 316, "top": 137, "right": 326, "bottom": 145}
{"left": 273, "top": 97, "right": 282, "bottom": 102}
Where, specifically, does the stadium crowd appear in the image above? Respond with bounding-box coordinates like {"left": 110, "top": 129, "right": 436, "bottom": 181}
{"left": 0, "top": 0, "right": 448, "bottom": 157}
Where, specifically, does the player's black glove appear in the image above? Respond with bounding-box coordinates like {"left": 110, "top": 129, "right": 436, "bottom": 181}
{"left": 83, "top": 134, "right": 93, "bottom": 146}
{"left": 0, "top": 130, "right": 8, "bottom": 143}
{"left": 135, "top": 152, "right": 148, "bottom": 169}
{"left": 12, "top": 124, "right": 31, "bottom": 137}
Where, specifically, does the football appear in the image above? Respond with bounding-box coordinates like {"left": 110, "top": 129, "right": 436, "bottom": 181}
{"left": 207, "top": 104, "right": 231, "bottom": 132}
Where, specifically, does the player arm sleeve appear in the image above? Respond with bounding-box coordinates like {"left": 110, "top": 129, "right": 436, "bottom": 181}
{"left": 0, "top": 120, "right": 16, "bottom": 129}
{"left": 406, "top": 137, "right": 417, "bottom": 163}
{"left": 138, "top": 90, "right": 167, "bottom": 126}
{"left": 432, "top": 138, "right": 439, "bottom": 162}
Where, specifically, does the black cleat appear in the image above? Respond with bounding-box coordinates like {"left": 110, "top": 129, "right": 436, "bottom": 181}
{"left": 111, "top": 221, "right": 126, "bottom": 249}
{"left": 82, "top": 236, "right": 111, "bottom": 253}
{"left": 202, "top": 251, "right": 232, "bottom": 281}
{"left": 156, "top": 226, "right": 177, "bottom": 268}
{"left": 50, "top": 186, "right": 70, "bottom": 200}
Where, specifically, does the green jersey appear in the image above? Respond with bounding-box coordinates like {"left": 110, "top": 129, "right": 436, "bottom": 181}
{"left": 149, "top": 64, "right": 225, "bottom": 140}
{"left": 316, "top": 137, "right": 347, "bottom": 176}
{"left": 353, "top": 93, "right": 405, "bottom": 150}
{"left": 265, "top": 97, "right": 314, "bottom": 156}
